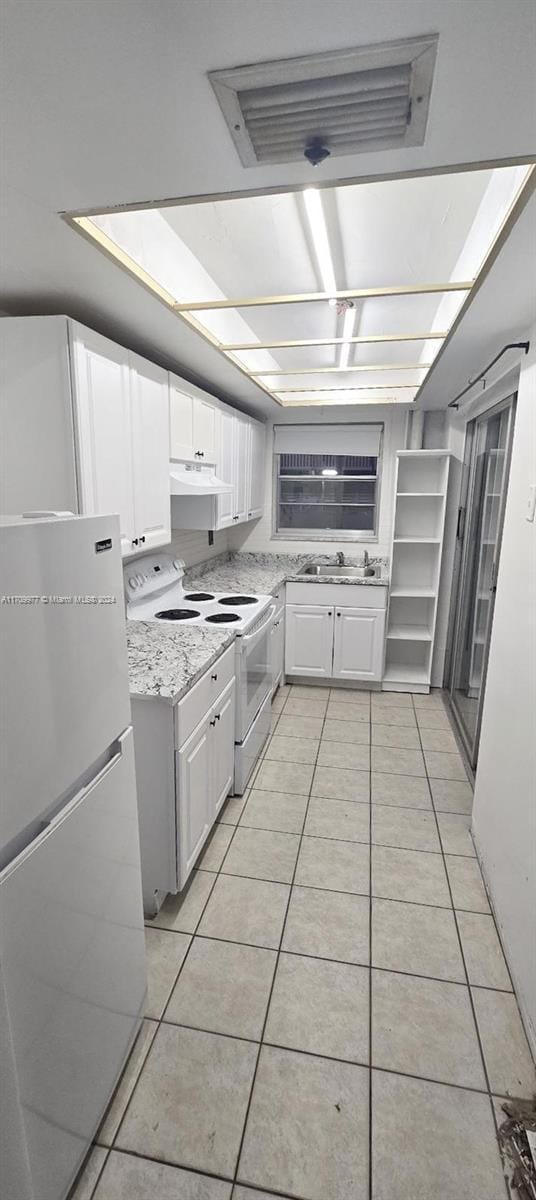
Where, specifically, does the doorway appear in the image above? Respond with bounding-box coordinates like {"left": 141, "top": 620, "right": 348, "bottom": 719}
{"left": 448, "top": 396, "right": 516, "bottom": 770}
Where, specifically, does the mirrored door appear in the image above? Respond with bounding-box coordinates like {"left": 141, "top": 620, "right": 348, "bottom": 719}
{"left": 448, "top": 397, "right": 516, "bottom": 768}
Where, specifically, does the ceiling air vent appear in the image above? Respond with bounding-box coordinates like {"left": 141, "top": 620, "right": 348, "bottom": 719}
{"left": 209, "top": 36, "right": 438, "bottom": 167}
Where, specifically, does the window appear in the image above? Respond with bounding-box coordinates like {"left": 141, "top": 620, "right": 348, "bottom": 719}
{"left": 274, "top": 424, "right": 382, "bottom": 539}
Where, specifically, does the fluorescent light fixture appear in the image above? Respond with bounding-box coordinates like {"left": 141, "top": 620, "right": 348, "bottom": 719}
{"left": 322, "top": 468, "right": 338, "bottom": 476}
{"left": 303, "top": 188, "right": 337, "bottom": 299}
{"left": 339, "top": 306, "right": 357, "bottom": 370}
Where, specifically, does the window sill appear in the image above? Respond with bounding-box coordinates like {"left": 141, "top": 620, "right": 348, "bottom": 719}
{"left": 272, "top": 531, "right": 379, "bottom": 543}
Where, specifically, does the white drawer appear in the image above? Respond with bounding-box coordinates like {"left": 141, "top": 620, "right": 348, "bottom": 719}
{"left": 175, "top": 642, "right": 235, "bottom": 748}
{"left": 286, "top": 582, "right": 388, "bottom": 609}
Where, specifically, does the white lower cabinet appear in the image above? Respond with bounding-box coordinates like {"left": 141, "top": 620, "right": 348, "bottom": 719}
{"left": 271, "top": 609, "right": 285, "bottom": 692}
{"left": 285, "top": 584, "right": 388, "bottom": 682}
{"left": 332, "top": 606, "right": 386, "bottom": 681}
{"left": 285, "top": 605, "right": 335, "bottom": 677}
{"left": 177, "top": 716, "right": 211, "bottom": 883}
{"left": 178, "top": 675, "right": 236, "bottom": 880}
{"left": 130, "top": 644, "right": 236, "bottom": 915}
{"left": 211, "top": 678, "right": 235, "bottom": 815}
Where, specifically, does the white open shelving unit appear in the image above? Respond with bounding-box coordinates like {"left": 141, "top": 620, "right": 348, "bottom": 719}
{"left": 384, "top": 450, "right": 451, "bottom": 693}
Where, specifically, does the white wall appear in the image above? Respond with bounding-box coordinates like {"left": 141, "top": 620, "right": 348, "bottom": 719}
{"left": 229, "top": 405, "right": 409, "bottom": 558}
{"left": 169, "top": 527, "right": 229, "bottom": 569}
{"left": 472, "top": 331, "right": 536, "bottom": 1054}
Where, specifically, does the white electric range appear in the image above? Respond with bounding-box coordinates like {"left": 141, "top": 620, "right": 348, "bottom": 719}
{"left": 125, "top": 553, "right": 275, "bottom": 792}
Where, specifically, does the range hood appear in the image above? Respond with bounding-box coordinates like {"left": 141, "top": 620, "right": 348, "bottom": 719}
{"left": 169, "top": 463, "right": 233, "bottom": 495}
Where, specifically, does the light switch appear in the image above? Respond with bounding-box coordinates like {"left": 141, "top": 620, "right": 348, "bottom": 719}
{"left": 526, "top": 484, "right": 536, "bottom": 523}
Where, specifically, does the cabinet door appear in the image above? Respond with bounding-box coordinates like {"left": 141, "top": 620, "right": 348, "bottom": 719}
{"left": 71, "top": 327, "right": 134, "bottom": 555}
{"left": 217, "top": 408, "right": 236, "bottom": 528}
{"left": 332, "top": 606, "right": 386, "bottom": 681}
{"left": 193, "top": 397, "right": 216, "bottom": 462}
{"left": 247, "top": 420, "right": 265, "bottom": 520}
{"left": 285, "top": 605, "right": 334, "bottom": 677}
{"left": 233, "top": 417, "right": 249, "bottom": 522}
{"left": 130, "top": 354, "right": 170, "bottom": 551}
{"left": 210, "top": 678, "right": 236, "bottom": 817}
{"left": 177, "top": 715, "right": 211, "bottom": 885}
{"left": 169, "top": 381, "right": 194, "bottom": 461}
{"left": 271, "top": 611, "right": 285, "bottom": 691}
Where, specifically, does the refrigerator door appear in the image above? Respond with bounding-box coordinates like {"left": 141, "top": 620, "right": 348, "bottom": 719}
{"left": 0, "top": 728, "right": 146, "bottom": 1200}
{"left": 0, "top": 514, "right": 132, "bottom": 849}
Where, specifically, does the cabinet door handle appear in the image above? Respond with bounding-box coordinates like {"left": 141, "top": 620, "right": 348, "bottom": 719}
{"left": 337, "top": 612, "right": 341, "bottom": 617}
{"left": 132, "top": 538, "right": 139, "bottom": 546}
{"left": 209, "top": 718, "right": 216, "bottom": 727}
{"left": 211, "top": 673, "right": 218, "bottom": 681}
{"left": 328, "top": 611, "right": 332, "bottom": 616}
{"left": 214, "top": 713, "right": 221, "bottom": 721}
{"left": 139, "top": 535, "right": 146, "bottom": 543}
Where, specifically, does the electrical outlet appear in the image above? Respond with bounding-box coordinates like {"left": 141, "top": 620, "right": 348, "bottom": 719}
{"left": 526, "top": 484, "right": 536, "bottom": 523}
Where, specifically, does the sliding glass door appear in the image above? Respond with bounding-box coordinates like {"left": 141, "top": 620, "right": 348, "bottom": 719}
{"left": 448, "top": 397, "right": 516, "bottom": 769}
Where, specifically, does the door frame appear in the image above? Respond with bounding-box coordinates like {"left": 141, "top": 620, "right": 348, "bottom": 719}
{"left": 446, "top": 393, "right": 517, "bottom": 768}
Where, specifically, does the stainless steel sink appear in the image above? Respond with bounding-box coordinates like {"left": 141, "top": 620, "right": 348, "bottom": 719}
{"left": 300, "top": 563, "right": 376, "bottom": 578}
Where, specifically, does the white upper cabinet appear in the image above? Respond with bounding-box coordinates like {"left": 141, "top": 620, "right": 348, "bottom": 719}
{"left": 72, "top": 327, "right": 170, "bottom": 557}
{"left": 169, "top": 377, "right": 216, "bottom": 463}
{"left": 194, "top": 397, "right": 216, "bottom": 463}
{"left": 129, "top": 354, "right": 170, "bottom": 552}
{"left": 233, "top": 417, "right": 249, "bottom": 524}
{"left": 71, "top": 326, "right": 135, "bottom": 555}
{"left": 247, "top": 420, "right": 265, "bottom": 521}
{"left": 169, "top": 383, "right": 194, "bottom": 461}
{"left": 217, "top": 408, "right": 236, "bottom": 528}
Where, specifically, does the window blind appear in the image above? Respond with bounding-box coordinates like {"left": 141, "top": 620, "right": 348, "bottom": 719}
{"left": 273, "top": 423, "right": 382, "bottom": 457}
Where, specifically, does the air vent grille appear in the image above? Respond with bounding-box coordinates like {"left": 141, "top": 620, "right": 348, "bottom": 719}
{"left": 209, "top": 37, "right": 437, "bottom": 166}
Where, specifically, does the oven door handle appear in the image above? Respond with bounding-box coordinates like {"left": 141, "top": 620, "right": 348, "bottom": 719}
{"left": 239, "top": 605, "right": 276, "bottom": 649}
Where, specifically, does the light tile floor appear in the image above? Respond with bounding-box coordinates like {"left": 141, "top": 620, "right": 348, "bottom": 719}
{"left": 72, "top": 683, "right": 535, "bottom": 1200}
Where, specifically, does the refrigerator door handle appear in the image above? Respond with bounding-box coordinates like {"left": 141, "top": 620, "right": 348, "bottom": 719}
{"left": 0, "top": 735, "right": 128, "bottom": 880}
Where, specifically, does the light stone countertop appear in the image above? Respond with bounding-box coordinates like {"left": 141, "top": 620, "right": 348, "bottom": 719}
{"left": 186, "top": 550, "right": 389, "bottom": 595}
{"left": 126, "top": 620, "right": 234, "bottom": 704}
{"left": 126, "top": 551, "right": 389, "bottom": 703}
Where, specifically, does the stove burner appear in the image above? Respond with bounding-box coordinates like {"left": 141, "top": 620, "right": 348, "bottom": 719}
{"left": 218, "top": 595, "right": 257, "bottom": 606}
{"left": 155, "top": 608, "right": 200, "bottom": 621}
{"left": 184, "top": 592, "right": 215, "bottom": 601}
{"left": 205, "top": 612, "right": 241, "bottom": 624}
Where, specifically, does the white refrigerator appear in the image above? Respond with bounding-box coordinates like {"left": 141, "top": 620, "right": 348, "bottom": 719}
{"left": 0, "top": 514, "right": 147, "bottom": 1200}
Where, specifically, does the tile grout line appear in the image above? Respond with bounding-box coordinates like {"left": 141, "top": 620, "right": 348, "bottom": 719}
{"left": 228, "top": 684, "right": 331, "bottom": 1194}
{"left": 411, "top": 692, "right": 511, "bottom": 1200}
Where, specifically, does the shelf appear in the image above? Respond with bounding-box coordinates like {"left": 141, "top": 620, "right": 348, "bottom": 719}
{"left": 387, "top": 624, "right": 432, "bottom": 642}
{"left": 280, "top": 501, "right": 373, "bottom": 508}
{"left": 396, "top": 491, "right": 444, "bottom": 498}
{"left": 393, "top": 537, "right": 441, "bottom": 544}
{"left": 390, "top": 587, "right": 436, "bottom": 598}
{"left": 383, "top": 663, "right": 430, "bottom": 685}
{"left": 397, "top": 450, "right": 452, "bottom": 457}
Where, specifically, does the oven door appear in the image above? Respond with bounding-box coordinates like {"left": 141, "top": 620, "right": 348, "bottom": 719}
{"left": 235, "top": 605, "right": 275, "bottom": 742}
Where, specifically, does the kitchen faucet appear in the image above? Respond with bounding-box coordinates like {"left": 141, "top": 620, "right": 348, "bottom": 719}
{"left": 336, "top": 550, "right": 345, "bottom": 566}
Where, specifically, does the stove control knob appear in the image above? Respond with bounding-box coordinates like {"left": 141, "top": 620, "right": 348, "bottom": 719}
{"left": 128, "top": 577, "right": 137, "bottom": 589}
{"left": 137, "top": 574, "right": 145, "bottom": 584}
{"left": 172, "top": 559, "right": 181, "bottom": 570}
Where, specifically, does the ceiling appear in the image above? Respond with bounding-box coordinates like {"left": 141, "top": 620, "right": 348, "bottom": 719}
{"left": 1, "top": 0, "right": 535, "bottom": 418}
{"left": 74, "top": 164, "right": 532, "bottom": 407}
